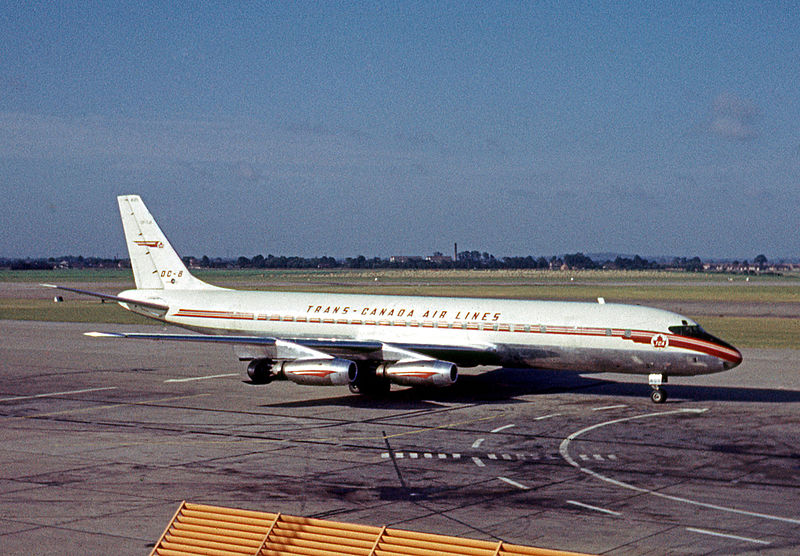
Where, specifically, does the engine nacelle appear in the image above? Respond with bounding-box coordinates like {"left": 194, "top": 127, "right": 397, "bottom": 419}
{"left": 280, "top": 358, "right": 358, "bottom": 386}
{"left": 379, "top": 360, "right": 458, "bottom": 387}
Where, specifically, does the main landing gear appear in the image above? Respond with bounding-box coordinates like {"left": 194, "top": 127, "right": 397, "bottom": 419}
{"left": 649, "top": 373, "right": 668, "bottom": 404}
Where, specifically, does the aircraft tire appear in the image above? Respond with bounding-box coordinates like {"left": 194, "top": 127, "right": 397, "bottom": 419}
{"left": 650, "top": 388, "right": 667, "bottom": 404}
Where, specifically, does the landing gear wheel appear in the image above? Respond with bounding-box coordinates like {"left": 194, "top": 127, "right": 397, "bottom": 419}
{"left": 650, "top": 388, "right": 667, "bottom": 404}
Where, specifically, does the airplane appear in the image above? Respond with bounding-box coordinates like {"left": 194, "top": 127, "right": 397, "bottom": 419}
{"left": 45, "top": 195, "right": 742, "bottom": 403}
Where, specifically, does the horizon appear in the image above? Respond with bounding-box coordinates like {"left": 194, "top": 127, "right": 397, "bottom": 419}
{"left": 3, "top": 251, "right": 794, "bottom": 266}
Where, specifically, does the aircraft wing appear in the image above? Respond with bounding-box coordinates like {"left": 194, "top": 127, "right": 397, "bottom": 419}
{"left": 83, "top": 331, "right": 498, "bottom": 366}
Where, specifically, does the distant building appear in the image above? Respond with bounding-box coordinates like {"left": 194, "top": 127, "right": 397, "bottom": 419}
{"left": 425, "top": 253, "right": 452, "bottom": 264}
{"left": 389, "top": 255, "right": 424, "bottom": 264}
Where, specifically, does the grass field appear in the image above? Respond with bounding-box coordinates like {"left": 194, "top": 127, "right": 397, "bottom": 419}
{"left": 2, "top": 268, "right": 798, "bottom": 349}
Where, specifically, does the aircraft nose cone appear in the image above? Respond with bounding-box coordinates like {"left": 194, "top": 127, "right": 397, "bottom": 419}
{"left": 724, "top": 347, "right": 743, "bottom": 369}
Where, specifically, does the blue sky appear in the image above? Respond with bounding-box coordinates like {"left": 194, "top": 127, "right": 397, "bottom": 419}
{"left": 2, "top": 2, "right": 798, "bottom": 260}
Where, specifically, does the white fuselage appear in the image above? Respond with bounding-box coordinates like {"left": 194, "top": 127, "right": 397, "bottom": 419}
{"left": 120, "top": 288, "right": 742, "bottom": 377}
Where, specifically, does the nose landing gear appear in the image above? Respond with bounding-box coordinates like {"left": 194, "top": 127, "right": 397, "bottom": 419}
{"left": 649, "top": 373, "right": 668, "bottom": 403}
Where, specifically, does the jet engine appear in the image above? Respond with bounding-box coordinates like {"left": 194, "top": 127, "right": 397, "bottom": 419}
{"left": 379, "top": 360, "right": 458, "bottom": 387}
{"left": 280, "top": 358, "right": 358, "bottom": 386}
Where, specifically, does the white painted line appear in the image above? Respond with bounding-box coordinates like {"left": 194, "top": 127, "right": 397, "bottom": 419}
{"left": 560, "top": 408, "right": 800, "bottom": 526}
{"left": 593, "top": 454, "right": 605, "bottom": 461}
{"left": 472, "top": 438, "right": 485, "bottom": 448}
{"left": 381, "top": 453, "right": 390, "bottom": 459}
{"left": 438, "top": 453, "right": 447, "bottom": 459}
{"left": 498, "top": 477, "right": 530, "bottom": 490}
{"left": 592, "top": 404, "right": 628, "bottom": 411}
{"left": 0, "top": 386, "right": 117, "bottom": 403}
{"left": 472, "top": 457, "right": 485, "bottom": 467}
{"left": 424, "top": 453, "right": 433, "bottom": 459}
{"left": 452, "top": 453, "right": 461, "bottom": 459}
{"left": 396, "top": 452, "right": 404, "bottom": 459}
{"left": 579, "top": 454, "right": 590, "bottom": 461}
{"left": 487, "top": 453, "right": 497, "bottom": 460}
{"left": 608, "top": 454, "right": 617, "bottom": 460}
{"left": 491, "top": 424, "right": 516, "bottom": 433}
{"left": 164, "top": 373, "right": 238, "bottom": 383}
{"left": 409, "top": 453, "right": 418, "bottom": 459}
{"left": 686, "top": 527, "right": 770, "bottom": 546}
{"left": 567, "top": 500, "right": 621, "bottom": 516}
{"left": 502, "top": 454, "right": 513, "bottom": 460}
{"left": 535, "top": 413, "right": 561, "bottom": 420}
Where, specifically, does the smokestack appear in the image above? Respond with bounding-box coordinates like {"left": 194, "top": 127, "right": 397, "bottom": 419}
{"left": 454, "top": 242, "right": 457, "bottom": 262}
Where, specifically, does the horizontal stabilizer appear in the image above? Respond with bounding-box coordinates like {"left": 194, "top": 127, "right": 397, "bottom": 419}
{"left": 42, "top": 284, "right": 170, "bottom": 315}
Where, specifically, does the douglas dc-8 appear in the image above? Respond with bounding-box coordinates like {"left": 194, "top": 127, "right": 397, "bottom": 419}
{"left": 46, "top": 195, "right": 742, "bottom": 403}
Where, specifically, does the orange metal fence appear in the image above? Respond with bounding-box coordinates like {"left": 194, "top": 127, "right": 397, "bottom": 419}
{"left": 149, "top": 502, "right": 594, "bottom": 556}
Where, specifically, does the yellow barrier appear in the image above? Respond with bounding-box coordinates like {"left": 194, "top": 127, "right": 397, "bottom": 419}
{"left": 149, "top": 502, "right": 594, "bottom": 556}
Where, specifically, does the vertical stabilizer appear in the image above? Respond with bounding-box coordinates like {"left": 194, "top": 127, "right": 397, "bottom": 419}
{"left": 118, "top": 195, "right": 218, "bottom": 290}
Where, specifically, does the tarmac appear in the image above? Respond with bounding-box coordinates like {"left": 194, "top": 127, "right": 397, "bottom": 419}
{"left": 1, "top": 319, "right": 799, "bottom": 555}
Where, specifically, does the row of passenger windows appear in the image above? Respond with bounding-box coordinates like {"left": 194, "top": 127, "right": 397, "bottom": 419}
{"left": 254, "top": 315, "right": 632, "bottom": 337}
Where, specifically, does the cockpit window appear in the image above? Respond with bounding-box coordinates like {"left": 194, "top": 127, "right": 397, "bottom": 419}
{"left": 668, "top": 324, "right": 736, "bottom": 350}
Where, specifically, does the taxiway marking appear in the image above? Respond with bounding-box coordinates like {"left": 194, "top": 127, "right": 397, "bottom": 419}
{"left": 472, "top": 457, "right": 485, "bottom": 468}
{"left": 490, "top": 424, "right": 516, "bottom": 433}
{"left": 381, "top": 452, "right": 575, "bottom": 463}
{"left": 567, "top": 500, "right": 621, "bottom": 516}
{"left": 534, "top": 413, "right": 561, "bottom": 420}
{"left": 560, "top": 408, "right": 800, "bottom": 526}
{"left": 164, "top": 373, "right": 238, "bottom": 383}
{"left": 472, "top": 438, "right": 485, "bottom": 448}
{"left": 592, "top": 404, "right": 627, "bottom": 411}
{"left": 686, "top": 527, "right": 770, "bottom": 546}
{"left": 24, "top": 393, "right": 211, "bottom": 419}
{"left": 0, "top": 386, "right": 117, "bottom": 403}
{"left": 498, "top": 477, "right": 529, "bottom": 490}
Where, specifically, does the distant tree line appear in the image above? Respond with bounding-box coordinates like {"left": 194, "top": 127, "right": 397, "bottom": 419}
{"left": 0, "top": 256, "right": 128, "bottom": 270}
{"left": 180, "top": 251, "right": 774, "bottom": 273}
{"left": 1, "top": 252, "right": 781, "bottom": 274}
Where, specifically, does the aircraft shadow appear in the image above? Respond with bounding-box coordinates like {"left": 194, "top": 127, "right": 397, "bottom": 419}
{"left": 257, "top": 367, "right": 800, "bottom": 409}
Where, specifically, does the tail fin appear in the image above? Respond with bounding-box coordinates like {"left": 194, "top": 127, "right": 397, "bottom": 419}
{"left": 117, "top": 195, "right": 219, "bottom": 291}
